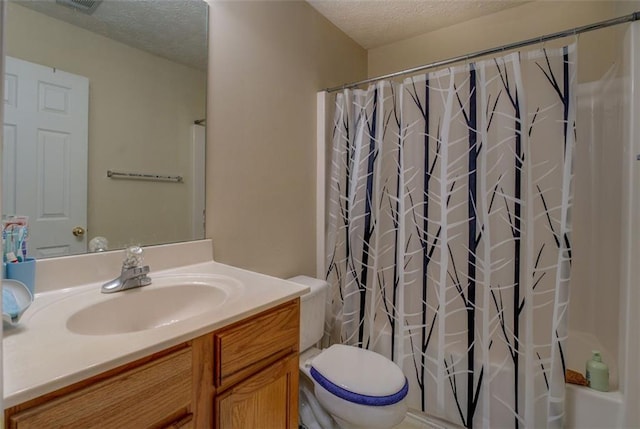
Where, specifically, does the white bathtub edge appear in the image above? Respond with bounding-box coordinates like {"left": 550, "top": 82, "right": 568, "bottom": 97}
{"left": 565, "top": 384, "right": 623, "bottom": 428}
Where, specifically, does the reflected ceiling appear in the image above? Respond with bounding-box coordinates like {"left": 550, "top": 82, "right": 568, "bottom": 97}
{"left": 13, "top": 0, "right": 207, "bottom": 70}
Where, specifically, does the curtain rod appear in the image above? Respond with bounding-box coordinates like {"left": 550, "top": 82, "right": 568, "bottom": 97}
{"left": 325, "top": 11, "right": 640, "bottom": 93}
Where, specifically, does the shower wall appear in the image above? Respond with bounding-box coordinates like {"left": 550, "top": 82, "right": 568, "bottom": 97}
{"left": 567, "top": 19, "right": 640, "bottom": 429}
{"left": 619, "top": 20, "right": 640, "bottom": 428}
{"left": 568, "top": 24, "right": 626, "bottom": 390}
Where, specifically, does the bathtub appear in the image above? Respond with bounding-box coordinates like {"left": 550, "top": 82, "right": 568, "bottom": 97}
{"left": 564, "top": 330, "right": 623, "bottom": 428}
{"left": 392, "top": 327, "right": 623, "bottom": 428}
{"left": 403, "top": 385, "right": 623, "bottom": 429}
{"left": 565, "top": 384, "right": 623, "bottom": 428}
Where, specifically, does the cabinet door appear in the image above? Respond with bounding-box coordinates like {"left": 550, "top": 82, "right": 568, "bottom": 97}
{"left": 215, "top": 300, "right": 299, "bottom": 390}
{"left": 215, "top": 353, "right": 299, "bottom": 429}
{"left": 8, "top": 348, "right": 192, "bottom": 429}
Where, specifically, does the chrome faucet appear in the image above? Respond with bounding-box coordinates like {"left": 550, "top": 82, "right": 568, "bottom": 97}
{"left": 101, "top": 246, "right": 152, "bottom": 293}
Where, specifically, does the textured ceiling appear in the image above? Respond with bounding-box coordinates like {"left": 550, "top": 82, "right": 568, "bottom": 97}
{"left": 307, "top": 0, "right": 530, "bottom": 49}
{"left": 12, "top": 0, "right": 530, "bottom": 69}
{"left": 11, "top": 0, "right": 208, "bottom": 70}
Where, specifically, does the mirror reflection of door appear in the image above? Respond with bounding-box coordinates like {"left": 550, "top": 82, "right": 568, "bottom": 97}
{"left": 3, "top": 56, "right": 88, "bottom": 258}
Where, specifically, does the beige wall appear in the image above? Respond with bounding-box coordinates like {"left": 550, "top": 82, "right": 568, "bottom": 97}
{"left": 6, "top": 3, "right": 206, "bottom": 250}
{"left": 206, "top": 0, "right": 367, "bottom": 278}
{"left": 368, "top": 1, "right": 625, "bottom": 82}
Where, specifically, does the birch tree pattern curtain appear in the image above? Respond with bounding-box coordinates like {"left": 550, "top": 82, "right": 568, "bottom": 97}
{"left": 325, "top": 45, "right": 576, "bottom": 429}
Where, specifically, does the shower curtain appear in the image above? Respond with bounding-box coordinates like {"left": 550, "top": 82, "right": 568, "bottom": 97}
{"left": 325, "top": 44, "right": 576, "bottom": 429}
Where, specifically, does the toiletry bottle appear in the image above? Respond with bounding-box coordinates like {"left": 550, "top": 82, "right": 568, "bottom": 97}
{"left": 585, "top": 350, "right": 609, "bottom": 392}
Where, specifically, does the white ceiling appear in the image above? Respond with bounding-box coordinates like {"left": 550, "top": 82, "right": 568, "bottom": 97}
{"left": 307, "top": 0, "right": 530, "bottom": 49}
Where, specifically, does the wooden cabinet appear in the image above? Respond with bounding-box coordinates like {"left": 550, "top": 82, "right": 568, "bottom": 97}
{"left": 6, "top": 346, "right": 193, "bottom": 429}
{"left": 214, "top": 299, "right": 299, "bottom": 390}
{"left": 216, "top": 354, "right": 299, "bottom": 429}
{"left": 4, "top": 299, "right": 300, "bottom": 429}
{"left": 213, "top": 300, "right": 299, "bottom": 429}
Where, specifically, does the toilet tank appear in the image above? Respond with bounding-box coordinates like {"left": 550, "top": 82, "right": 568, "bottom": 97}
{"left": 288, "top": 276, "right": 328, "bottom": 352}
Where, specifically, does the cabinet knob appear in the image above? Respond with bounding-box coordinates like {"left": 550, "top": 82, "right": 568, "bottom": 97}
{"left": 72, "top": 226, "right": 86, "bottom": 237}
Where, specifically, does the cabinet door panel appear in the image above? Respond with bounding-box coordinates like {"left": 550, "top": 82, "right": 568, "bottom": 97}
{"left": 216, "top": 353, "right": 299, "bottom": 429}
{"left": 9, "top": 348, "right": 192, "bottom": 429}
{"left": 215, "top": 300, "right": 299, "bottom": 390}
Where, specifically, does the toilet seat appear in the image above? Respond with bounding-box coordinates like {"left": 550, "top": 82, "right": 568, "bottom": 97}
{"left": 310, "top": 344, "right": 408, "bottom": 406}
{"left": 310, "top": 367, "right": 408, "bottom": 406}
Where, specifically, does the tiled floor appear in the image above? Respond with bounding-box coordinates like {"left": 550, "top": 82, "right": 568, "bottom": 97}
{"left": 395, "top": 417, "right": 431, "bottom": 429}
{"left": 300, "top": 409, "right": 459, "bottom": 429}
{"left": 395, "top": 411, "right": 461, "bottom": 429}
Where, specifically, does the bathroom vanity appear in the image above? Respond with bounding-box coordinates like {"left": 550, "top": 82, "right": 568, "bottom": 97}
{"left": 2, "top": 240, "right": 307, "bottom": 428}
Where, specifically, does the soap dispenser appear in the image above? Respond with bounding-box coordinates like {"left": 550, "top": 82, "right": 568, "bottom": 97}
{"left": 585, "top": 350, "right": 609, "bottom": 392}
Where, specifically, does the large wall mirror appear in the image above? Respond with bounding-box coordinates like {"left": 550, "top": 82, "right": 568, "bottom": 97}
{"left": 3, "top": 0, "right": 208, "bottom": 259}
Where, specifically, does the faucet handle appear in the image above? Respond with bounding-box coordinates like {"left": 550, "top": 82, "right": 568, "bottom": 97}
{"left": 122, "top": 245, "right": 144, "bottom": 269}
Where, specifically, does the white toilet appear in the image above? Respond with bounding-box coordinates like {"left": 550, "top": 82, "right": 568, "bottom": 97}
{"left": 290, "top": 276, "right": 408, "bottom": 429}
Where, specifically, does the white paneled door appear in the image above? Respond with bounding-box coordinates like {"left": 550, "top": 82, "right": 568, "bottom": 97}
{"left": 3, "top": 56, "right": 88, "bottom": 258}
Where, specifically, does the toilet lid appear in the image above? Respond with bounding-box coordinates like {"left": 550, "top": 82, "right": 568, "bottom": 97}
{"left": 310, "top": 344, "right": 408, "bottom": 406}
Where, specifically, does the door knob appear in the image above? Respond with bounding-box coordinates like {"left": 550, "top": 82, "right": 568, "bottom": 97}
{"left": 72, "top": 226, "right": 86, "bottom": 237}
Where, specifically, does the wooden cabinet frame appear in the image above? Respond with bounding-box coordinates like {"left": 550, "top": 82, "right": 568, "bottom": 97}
{"left": 5, "top": 299, "right": 300, "bottom": 429}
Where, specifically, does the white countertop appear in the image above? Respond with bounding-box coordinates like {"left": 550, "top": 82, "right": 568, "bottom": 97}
{"left": 3, "top": 241, "right": 309, "bottom": 408}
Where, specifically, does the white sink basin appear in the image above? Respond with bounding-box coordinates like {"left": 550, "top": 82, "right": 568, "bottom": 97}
{"left": 60, "top": 274, "right": 242, "bottom": 335}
